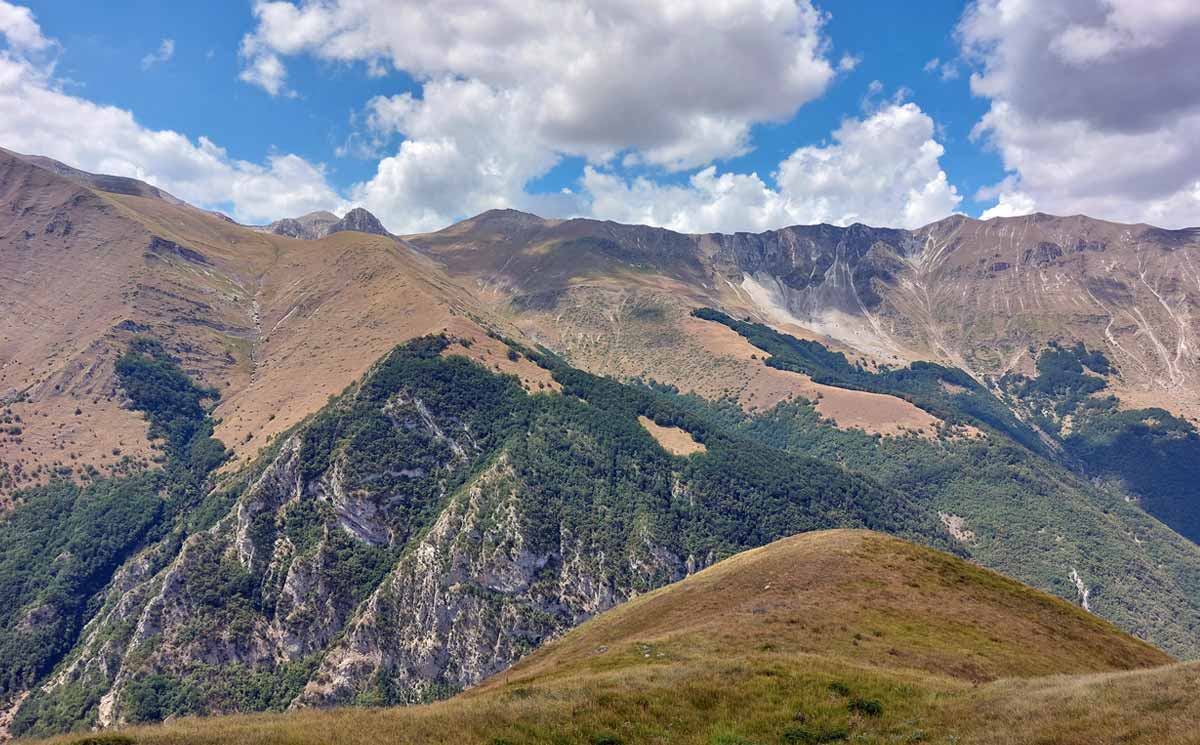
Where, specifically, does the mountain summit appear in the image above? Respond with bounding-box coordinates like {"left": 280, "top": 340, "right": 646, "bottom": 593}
{"left": 265, "top": 207, "right": 391, "bottom": 239}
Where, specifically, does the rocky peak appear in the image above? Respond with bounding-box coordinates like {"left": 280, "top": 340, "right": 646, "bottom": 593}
{"left": 267, "top": 217, "right": 308, "bottom": 239}
{"left": 264, "top": 210, "right": 338, "bottom": 239}
{"left": 329, "top": 207, "right": 389, "bottom": 237}
{"left": 265, "top": 208, "right": 390, "bottom": 239}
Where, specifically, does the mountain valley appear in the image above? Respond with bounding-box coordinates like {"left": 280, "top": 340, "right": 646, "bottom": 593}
{"left": 2, "top": 149, "right": 1200, "bottom": 742}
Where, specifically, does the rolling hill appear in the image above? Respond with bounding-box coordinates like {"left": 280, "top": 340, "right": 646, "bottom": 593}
{"left": 24, "top": 530, "right": 1192, "bottom": 745}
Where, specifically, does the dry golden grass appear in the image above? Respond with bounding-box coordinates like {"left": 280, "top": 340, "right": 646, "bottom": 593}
{"left": 0, "top": 396, "right": 153, "bottom": 499}
{"left": 35, "top": 656, "right": 959, "bottom": 745}
{"left": 637, "top": 415, "right": 706, "bottom": 455}
{"left": 440, "top": 320, "right": 561, "bottom": 394}
{"left": 28, "top": 530, "right": 1189, "bottom": 745}
{"left": 940, "top": 662, "right": 1200, "bottom": 745}
{"left": 497, "top": 531, "right": 1167, "bottom": 688}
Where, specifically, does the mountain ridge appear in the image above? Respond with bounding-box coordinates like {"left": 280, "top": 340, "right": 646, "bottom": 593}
{"left": 399, "top": 203, "right": 1200, "bottom": 420}
{"left": 6, "top": 148, "right": 1200, "bottom": 740}
{"left": 403, "top": 205, "right": 1199, "bottom": 240}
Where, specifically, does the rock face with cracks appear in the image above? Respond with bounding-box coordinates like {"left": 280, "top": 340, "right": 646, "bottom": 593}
{"left": 14, "top": 338, "right": 938, "bottom": 734}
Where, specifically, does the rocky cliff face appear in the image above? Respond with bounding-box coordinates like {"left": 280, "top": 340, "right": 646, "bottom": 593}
{"left": 407, "top": 210, "right": 1200, "bottom": 418}
{"left": 265, "top": 211, "right": 339, "bottom": 239}
{"left": 296, "top": 454, "right": 670, "bottom": 706}
{"left": 11, "top": 337, "right": 935, "bottom": 735}
{"left": 330, "top": 207, "right": 390, "bottom": 238}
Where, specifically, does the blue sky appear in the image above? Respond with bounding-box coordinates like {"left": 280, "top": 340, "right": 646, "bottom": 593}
{"left": 2, "top": 1, "right": 1197, "bottom": 232}
{"left": 25, "top": 1, "right": 407, "bottom": 185}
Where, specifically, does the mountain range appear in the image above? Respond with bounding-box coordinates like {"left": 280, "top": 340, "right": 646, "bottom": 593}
{"left": 2, "top": 147, "right": 1199, "bottom": 741}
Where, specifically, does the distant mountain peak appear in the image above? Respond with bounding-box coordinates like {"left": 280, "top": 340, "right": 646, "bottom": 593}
{"left": 333, "top": 207, "right": 389, "bottom": 236}
{"left": 299, "top": 210, "right": 339, "bottom": 221}
{"left": 264, "top": 206, "right": 391, "bottom": 240}
{"left": 474, "top": 207, "right": 545, "bottom": 221}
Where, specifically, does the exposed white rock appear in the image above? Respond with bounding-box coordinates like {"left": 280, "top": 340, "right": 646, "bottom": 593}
{"left": 938, "top": 512, "right": 976, "bottom": 544}
{"left": 1069, "top": 567, "right": 1091, "bottom": 612}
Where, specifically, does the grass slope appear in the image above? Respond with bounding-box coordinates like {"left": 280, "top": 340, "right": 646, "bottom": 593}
{"left": 29, "top": 530, "right": 1188, "bottom": 745}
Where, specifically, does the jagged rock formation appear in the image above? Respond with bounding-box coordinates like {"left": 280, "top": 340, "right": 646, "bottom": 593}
{"left": 265, "top": 208, "right": 391, "bottom": 240}
{"left": 264, "top": 211, "right": 339, "bottom": 239}
{"left": 330, "top": 207, "right": 390, "bottom": 237}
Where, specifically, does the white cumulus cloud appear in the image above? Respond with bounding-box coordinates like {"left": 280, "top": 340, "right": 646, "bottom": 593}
{"left": 0, "top": 7, "right": 340, "bottom": 224}
{"left": 238, "top": 0, "right": 885, "bottom": 232}
{"left": 240, "top": 0, "right": 836, "bottom": 170}
{"left": 960, "top": 0, "right": 1200, "bottom": 227}
{"left": 583, "top": 102, "right": 961, "bottom": 233}
{"left": 349, "top": 78, "right": 569, "bottom": 232}
{"left": 0, "top": 0, "right": 48, "bottom": 52}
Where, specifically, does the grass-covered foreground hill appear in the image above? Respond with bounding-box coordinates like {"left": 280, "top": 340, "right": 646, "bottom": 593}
{"left": 27, "top": 530, "right": 1193, "bottom": 745}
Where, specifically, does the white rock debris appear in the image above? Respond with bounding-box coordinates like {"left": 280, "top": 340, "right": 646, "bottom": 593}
{"left": 938, "top": 512, "right": 976, "bottom": 543}
{"left": 1069, "top": 567, "right": 1091, "bottom": 612}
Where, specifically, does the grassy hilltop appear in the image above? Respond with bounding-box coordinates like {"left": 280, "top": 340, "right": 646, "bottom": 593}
{"left": 31, "top": 530, "right": 1194, "bottom": 745}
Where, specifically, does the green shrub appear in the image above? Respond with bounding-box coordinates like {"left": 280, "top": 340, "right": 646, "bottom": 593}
{"left": 847, "top": 697, "right": 883, "bottom": 717}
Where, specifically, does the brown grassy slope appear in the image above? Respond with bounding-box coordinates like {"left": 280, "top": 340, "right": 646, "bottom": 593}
{"left": 492, "top": 530, "right": 1168, "bottom": 687}
{"left": 637, "top": 415, "right": 706, "bottom": 455}
{"left": 92, "top": 190, "right": 499, "bottom": 465}
{"left": 939, "top": 661, "right": 1200, "bottom": 744}
{"left": 0, "top": 153, "right": 164, "bottom": 497}
{"left": 31, "top": 530, "right": 1187, "bottom": 745}
{"left": 1, "top": 154, "right": 537, "bottom": 494}
{"left": 889, "top": 214, "right": 1200, "bottom": 419}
